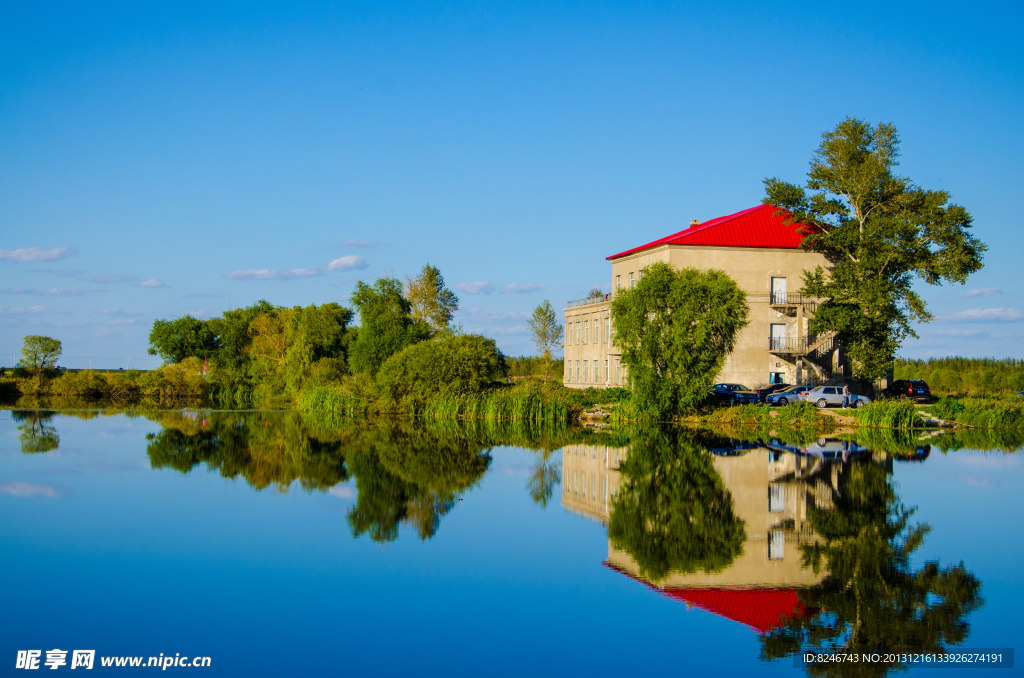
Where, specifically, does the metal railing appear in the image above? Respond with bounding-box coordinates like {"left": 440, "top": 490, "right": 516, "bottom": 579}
{"left": 748, "top": 293, "right": 821, "bottom": 311}
{"left": 769, "top": 336, "right": 815, "bottom": 352}
{"left": 566, "top": 294, "right": 611, "bottom": 309}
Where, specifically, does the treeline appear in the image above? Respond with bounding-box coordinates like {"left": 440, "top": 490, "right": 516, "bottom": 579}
{"left": 895, "top": 357, "right": 1024, "bottom": 395}
{"left": 506, "top": 355, "right": 564, "bottom": 377}
{"left": 3, "top": 265, "right": 581, "bottom": 418}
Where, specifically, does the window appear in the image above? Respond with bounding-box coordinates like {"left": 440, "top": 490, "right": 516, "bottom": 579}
{"left": 615, "top": 359, "right": 620, "bottom": 384}
{"left": 771, "top": 276, "right": 787, "bottom": 304}
{"left": 576, "top": 322, "right": 581, "bottom": 344}
{"left": 575, "top": 360, "right": 580, "bottom": 382}
{"left": 573, "top": 471, "right": 578, "bottom": 495}
{"left": 770, "top": 323, "right": 786, "bottom": 351}
{"left": 605, "top": 317, "right": 610, "bottom": 343}
{"left": 565, "top": 322, "right": 571, "bottom": 345}
{"left": 583, "top": 361, "right": 588, "bottom": 383}
{"left": 603, "top": 477, "right": 608, "bottom": 505}
{"left": 629, "top": 272, "right": 634, "bottom": 288}
{"left": 616, "top": 275, "right": 621, "bottom": 289}
{"left": 591, "top": 475, "right": 596, "bottom": 500}
{"left": 770, "top": 372, "right": 785, "bottom": 384}
{"left": 583, "top": 320, "right": 588, "bottom": 343}
{"left": 604, "top": 359, "right": 609, "bottom": 383}
{"left": 769, "top": 530, "right": 785, "bottom": 560}
{"left": 592, "top": 317, "right": 597, "bottom": 343}
{"left": 769, "top": 484, "right": 785, "bottom": 513}
{"left": 824, "top": 387, "right": 837, "bottom": 395}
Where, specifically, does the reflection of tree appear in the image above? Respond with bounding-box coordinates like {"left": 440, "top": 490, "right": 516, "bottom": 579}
{"left": 608, "top": 428, "right": 745, "bottom": 581}
{"left": 527, "top": 449, "right": 560, "bottom": 508}
{"left": 12, "top": 410, "right": 59, "bottom": 453}
{"left": 345, "top": 419, "right": 492, "bottom": 542}
{"left": 145, "top": 412, "right": 492, "bottom": 543}
{"left": 761, "top": 459, "right": 982, "bottom": 677}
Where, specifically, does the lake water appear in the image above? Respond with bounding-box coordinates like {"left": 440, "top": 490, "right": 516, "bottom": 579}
{"left": 1, "top": 409, "right": 1021, "bottom": 677}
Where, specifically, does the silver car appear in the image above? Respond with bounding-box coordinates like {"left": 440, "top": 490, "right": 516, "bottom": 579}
{"left": 803, "top": 386, "right": 870, "bottom": 408}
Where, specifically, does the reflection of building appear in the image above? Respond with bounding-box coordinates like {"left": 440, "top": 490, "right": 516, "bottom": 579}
{"left": 563, "top": 205, "right": 844, "bottom": 390}
{"left": 563, "top": 442, "right": 883, "bottom": 634}
{"left": 560, "top": 443, "right": 628, "bottom": 523}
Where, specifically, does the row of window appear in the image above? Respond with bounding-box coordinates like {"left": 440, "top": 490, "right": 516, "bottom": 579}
{"left": 564, "top": 469, "right": 611, "bottom": 504}
{"left": 566, "top": 358, "right": 620, "bottom": 385}
{"left": 565, "top": 316, "right": 612, "bottom": 345}
{"left": 564, "top": 445, "right": 622, "bottom": 464}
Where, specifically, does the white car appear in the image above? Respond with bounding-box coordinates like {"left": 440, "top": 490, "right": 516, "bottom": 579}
{"left": 802, "top": 386, "right": 870, "bottom": 408}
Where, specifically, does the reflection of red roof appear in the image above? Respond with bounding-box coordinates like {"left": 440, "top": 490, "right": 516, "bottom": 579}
{"left": 607, "top": 204, "right": 810, "bottom": 260}
{"left": 663, "top": 588, "right": 806, "bottom": 634}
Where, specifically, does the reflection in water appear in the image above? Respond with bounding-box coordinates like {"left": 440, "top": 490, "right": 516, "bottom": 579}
{"left": 145, "top": 412, "right": 495, "bottom": 542}
{"left": 562, "top": 433, "right": 985, "bottom": 676}
{"left": 12, "top": 410, "right": 60, "bottom": 453}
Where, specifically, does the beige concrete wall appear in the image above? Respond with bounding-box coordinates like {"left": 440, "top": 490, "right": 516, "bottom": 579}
{"left": 563, "top": 299, "right": 621, "bottom": 388}
{"left": 564, "top": 243, "right": 835, "bottom": 390}
{"left": 560, "top": 442, "right": 627, "bottom": 522}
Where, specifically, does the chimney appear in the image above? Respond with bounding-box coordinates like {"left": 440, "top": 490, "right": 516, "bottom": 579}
{"left": 690, "top": 219, "right": 700, "bottom": 227}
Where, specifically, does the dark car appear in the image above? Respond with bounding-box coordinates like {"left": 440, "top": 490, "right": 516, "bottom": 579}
{"left": 754, "top": 383, "right": 791, "bottom": 402}
{"left": 881, "top": 379, "right": 931, "bottom": 402}
{"left": 712, "top": 383, "right": 761, "bottom": 405}
{"left": 765, "top": 385, "right": 810, "bottom": 406}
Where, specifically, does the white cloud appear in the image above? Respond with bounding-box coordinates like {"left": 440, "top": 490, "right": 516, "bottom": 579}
{"left": 502, "top": 282, "right": 548, "bottom": 294}
{"left": 454, "top": 281, "right": 496, "bottom": 295}
{"left": 0, "top": 247, "right": 77, "bottom": 263}
{"left": 98, "top": 308, "right": 142, "bottom": 318}
{"left": 961, "top": 287, "right": 1003, "bottom": 298}
{"left": 941, "top": 307, "right": 1024, "bottom": 323}
{"left": 0, "top": 305, "right": 47, "bottom": 314}
{"left": 327, "top": 255, "right": 369, "bottom": 271}
{"left": 188, "top": 309, "right": 219, "bottom": 318}
{"left": 84, "top": 273, "right": 141, "bottom": 284}
{"left": 1, "top": 286, "right": 87, "bottom": 296}
{"left": 0, "top": 482, "right": 67, "bottom": 498}
{"left": 137, "top": 278, "right": 167, "bottom": 288}
{"left": 931, "top": 328, "right": 987, "bottom": 337}
{"left": 339, "top": 240, "right": 380, "bottom": 249}
{"left": 224, "top": 268, "right": 321, "bottom": 281}
{"left": 328, "top": 484, "right": 357, "bottom": 499}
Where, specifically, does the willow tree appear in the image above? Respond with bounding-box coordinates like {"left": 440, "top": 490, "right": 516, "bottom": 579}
{"left": 610, "top": 262, "right": 748, "bottom": 417}
{"left": 764, "top": 118, "right": 986, "bottom": 382}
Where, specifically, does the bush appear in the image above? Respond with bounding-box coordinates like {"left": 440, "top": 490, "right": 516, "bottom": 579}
{"left": 376, "top": 334, "right": 507, "bottom": 408}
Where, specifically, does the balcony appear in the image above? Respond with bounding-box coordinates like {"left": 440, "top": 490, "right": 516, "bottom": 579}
{"left": 566, "top": 294, "right": 610, "bottom": 309}
{"left": 768, "top": 334, "right": 834, "bottom": 354}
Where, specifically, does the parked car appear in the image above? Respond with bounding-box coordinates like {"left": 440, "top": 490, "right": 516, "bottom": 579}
{"left": 803, "top": 385, "right": 870, "bottom": 408}
{"left": 754, "top": 383, "right": 792, "bottom": 402}
{"left": 712, "top": 383, "right": 761, "bottom": 405}
{"left": 765, "top": 385, "right": 810, "bottom": 406}
{"left": 880, "top": 379, "right": 931, "bottom": 402}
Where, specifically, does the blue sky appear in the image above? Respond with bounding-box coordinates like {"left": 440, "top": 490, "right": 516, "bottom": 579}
{"left": 1, "top": 1, "right": 1021, "bottom": 367}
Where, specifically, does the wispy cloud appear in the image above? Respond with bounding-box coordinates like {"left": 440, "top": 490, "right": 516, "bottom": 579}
{"left": 1, "top": 286, "right": 87, "bottom": 297}
{"left": 338, "top": 240, "right": 380, "bottom": 249}
{"left": 0, "top": 247, "right": 77, "bottom": 263}
{"left": 454, "top": 281, "right": 496, "bottom": 295}
{"left": 960, "top": 287, "right": 1003, "bottom": 298}
{"left": 224, "top": 268, "right": 321, "bottom": 281}
{"left": 27, "top": 268, "right": 86, "bottom": 277}
{"left": 84, "top": 273, "right": 141, "bottom": 284}
{"left": 941, "top": 307, "right": 1024, "bottom": 323}
{"left": 0, "top": 305, "right": 47, "bottom": 314}
{"left": 0, "top": 481, "right": 68, "bottom": 498}
{"left": 327, "top": 255, "right": 369, "bottom": 271}
{"left": 137, "top": 278, "right": 167, "bottom": 288}
{"left": 502, "top": 282, "right": 548, "bottom": 294}
{"left": 931, "top": 328, "right": 988, "bottom": 337}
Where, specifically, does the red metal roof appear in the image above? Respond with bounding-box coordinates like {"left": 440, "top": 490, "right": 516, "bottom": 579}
{"left": 606, "top": 204, "right": 809, "bottom": 260}
{"left": 662, "top": 587, "right": 807, "bottom": 634}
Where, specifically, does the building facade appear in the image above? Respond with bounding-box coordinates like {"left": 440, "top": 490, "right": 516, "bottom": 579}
{"left": 563, "top": 204, "right": 844, "bottom": 391}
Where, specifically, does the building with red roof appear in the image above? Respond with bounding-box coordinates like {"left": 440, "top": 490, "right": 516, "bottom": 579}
{"left": 563, "top": 205, "right": 842, "bottom": 390}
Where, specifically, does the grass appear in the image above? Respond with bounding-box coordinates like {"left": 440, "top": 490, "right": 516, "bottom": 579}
{"left": 926, "top": 396, "right": 1024, "bottom": 429}
{"left": 853, "top": 400, "right": 920, "bottom": 429}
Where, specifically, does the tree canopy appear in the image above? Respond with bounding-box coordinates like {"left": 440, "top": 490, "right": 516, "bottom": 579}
{"left": 21, "top": 335, "right": 62, "bottom": 386}
{"left": 349, "top": 277, "right": 431, "bottom": 376}
{"left": 528, "top": 300, "right": 563, "bottom": 381}
{"left": 404, "top": 263, "right": 459, "bottom": 332}
{"left": 610, "top": 262, "right": 748, "bottom": 417}
{"left": 764, "top": 118, "right": 986, "bottom": 381}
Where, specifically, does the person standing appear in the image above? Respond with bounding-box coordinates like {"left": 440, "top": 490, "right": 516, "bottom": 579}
{"left": 842, "top": 383, "right": 851, "bottom": 409}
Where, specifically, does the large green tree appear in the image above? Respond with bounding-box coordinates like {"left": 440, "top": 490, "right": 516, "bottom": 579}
{"left": 348, "top": 277, "right": 430, "bottom": 376}
{"left": 610, "top": 262, "right": 748, "bottom": 417}
{"left": 20, "top": 335, "right": 62, "bottom": 386}
{"left": 404, "top": 263, "right": 459, "bottom": 332}
{"left": 527, "top": 300, "right": 563, "bottom": 382}
{"left": 764, "top": 118, "right": 986, "bottom": 382}
{"left": 148, "top": 315, "right": 220, "bottom": 363}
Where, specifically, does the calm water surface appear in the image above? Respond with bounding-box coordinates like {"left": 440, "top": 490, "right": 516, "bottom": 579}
{"left": 1, "top": 410, "right": 1021, "bottom": 677}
